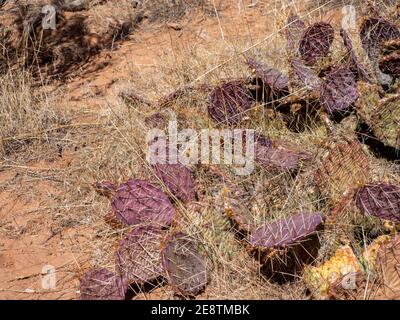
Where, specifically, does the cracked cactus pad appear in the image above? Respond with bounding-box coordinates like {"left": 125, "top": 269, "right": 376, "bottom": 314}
{"left": 115, "top": 226, "right": 164, "bottom": 285}
{"left": 161, "top": 232, "right": 208, "bottom": 296}
{"left": 111, "top": 179, "right": 175, "bottom": 228}
{"left": 80, "top": 268, "right": 127, "bottom": 300}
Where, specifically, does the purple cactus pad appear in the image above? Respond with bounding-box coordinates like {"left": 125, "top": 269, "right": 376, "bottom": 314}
{"left": 299, "top": 22, "right": 334, "bottom": 66}
{"left": 250, "top": 212, "right": 325, "bottom": 248}
{"left": 115, "top": 226, "right": 164, "bottom": 285}
{"left": 80, "top": 268, "right": 127, "bottom": 300}
{"left": 320, "top": 66, "right": 360, "bottom": 114}
{"left": 290, "top": 57, "right": 322, "bottom": 91}
{"left": 208, "top": 80, "right": 254, "bottom": 125}
{"left": 153, "top": 163, "right": 196, "bottom": 202}
{"left": 111, "top": 179, "right": 175, "bottom": 228}
{"left": 355, "top": 183, "right": 400, "bottom": 223}
{"left": 360, "top": 17, "right": 400, "bottom": 63}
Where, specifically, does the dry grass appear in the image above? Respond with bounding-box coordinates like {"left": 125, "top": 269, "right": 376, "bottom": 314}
{"left": 0, "top": 0, "right": 399, "bottom": 300}
{"left": 0, "top": 71, "right": 70, "bottom": 157}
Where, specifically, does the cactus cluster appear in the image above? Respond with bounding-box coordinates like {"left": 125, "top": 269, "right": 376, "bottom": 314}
{"left": 84, "top": 172, "right": 207, "bottom": 299}
{"left": 84, "top": 10, "right": 400, "bottom": 299}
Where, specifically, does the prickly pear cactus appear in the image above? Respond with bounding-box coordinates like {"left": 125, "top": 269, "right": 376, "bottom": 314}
{"left": 299, "top": 22, "right": 334, "bottom": 66}
{"left": 360, "top": 17, "right": 400, "bottom": 64}
{"left": 254, "top": 134, "right": 312, "bottom": 171}
{"left": 208, "top": 79, "right": 254, "bottom": 125}
{"left": 80, "top": 268, "right": 127, "bottom": 300}
{"left": 250, "top": 212, "right": 325, "bottom": 283}
{"left": 376, "top": 235, "right": 400, "bottom": 299}
{"left": 153, "top": 163, "right": 196, "bottom": 202}
{"left": 161, "top": 232, "right": 208, "bottom": 296}
{"left": 340, "top": 28, "right": 371, "bottom": 82}
{"left": 356, "top": 85, "right": 400, "bottom": 150}
{"left": 355, "top": 183, "right": 400, "bottom": 224}
{"left": 314, "top": 139, "right": 371, "bottom": 207}
{"left": 115, "top": 226, "right": 164, "bottom": 285}
{"left": 250, "top": 212, "right": 325, "bottom": 248}
{"left": 379, "top": 39, "right": 400, "bottom": 76}
{"left": 111, "top": 179, "right": 175, "bottom": 228}
{"left": 368, "top": 95, "right": 400, "bottom": 150}
{"left": 290, "top": 57, "right": 322, "bottom": 91}
{"left": 355, "top": 82, "right": 382, "bottom": 119}
{"left": 320, "top": 66, "right": 360, "bottom": 114}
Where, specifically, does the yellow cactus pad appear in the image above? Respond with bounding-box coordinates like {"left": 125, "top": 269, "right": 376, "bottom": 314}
{"left": 304, "top": 246, "right": 361, "bottom": 299}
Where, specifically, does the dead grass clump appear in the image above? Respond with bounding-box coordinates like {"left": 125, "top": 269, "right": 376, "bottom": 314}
{"left": 0, "top": 71, "right": 69, "bottom": 156}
